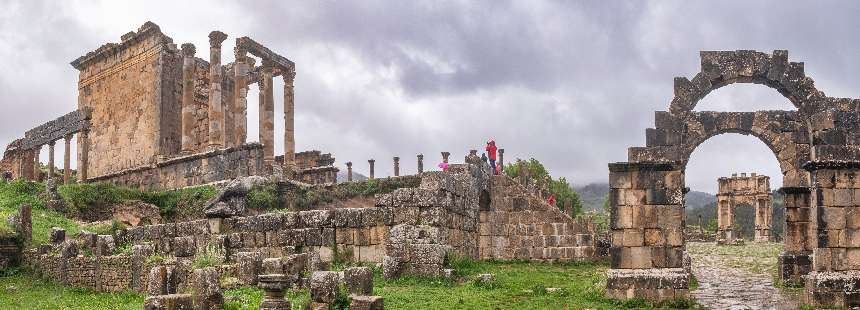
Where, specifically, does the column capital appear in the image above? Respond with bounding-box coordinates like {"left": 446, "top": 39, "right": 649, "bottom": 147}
{"left": 180, "top": 43, "right": 196, "bottom": 57}
{"left": 393, "top": 156, "right": 400, "bottom": 162}
{"left": 368, "top": 159, "right": 375, "bottom": 164}
{"left": 208, "top": 31, "right": 228, "bottom": 47}
{"left": 47, "top": 140, "right": 56, "bottom": 147}
{"left": 417, "top": 154, "right": 424, "bottom": 159}
{"left": 346, "top": 161, "right": 353, "bottom": 167}
{"left": 282, "top": 69, "right": 296, "bottom": 84}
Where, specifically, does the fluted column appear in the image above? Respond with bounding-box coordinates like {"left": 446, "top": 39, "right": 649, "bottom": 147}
{"left": 498, "top": 148, "right": 505, "bottom": 167}
{"left": 259, "top": 59, "right": 275, "bottom": 169}
{"left": 417, "top": 154, "right": 424, "bottom": 173}
{"left": 233, "top": 47, "right": 249, "bottom": 146}
{"left": 63, "top": 134, "right": 72, "bottom": 184}
{"left": 79, "top": 131, "right": 89, "bottom": 183}
{"left": 208, "top": 31, "right": 228, "bottom": 149}
{"left": 180, "top": 43, "right": 197, "bottom": 153}
{"left": 283, "top": 69, "right": 296, "bottom": 177}
{"left": 346, "top": 162, "right": 353, "bottom": 182}
{"left": 47, "top": 141, "right": 55, "bottom": 180}
{"left": 368, "top": 159, "right": 375, "bottom": 179}
{"left": 393, "top": 156, "right": 400, "bottom": 177}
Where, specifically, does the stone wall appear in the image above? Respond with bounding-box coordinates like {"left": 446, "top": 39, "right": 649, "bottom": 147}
{"left": 89, "top": 143, "right": 265, "bottom": 191}
{"left": 479, "top": 175, "right": 596, "bottom": 261}
{"left": 0, "top": 236, "right": 21, "bottom": 269}
{"left": 23, "top": 162, "right": 597, "bottom": 293}
{"left": 73, "top": 22, "right": 177, "bottom": 178}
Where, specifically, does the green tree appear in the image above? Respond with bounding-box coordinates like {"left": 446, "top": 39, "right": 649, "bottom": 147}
{"left": 503, "top": 158, "right": 583, "bottom": 216}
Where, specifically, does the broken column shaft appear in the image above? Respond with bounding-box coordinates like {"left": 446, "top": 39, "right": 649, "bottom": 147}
{"left": 393, "top": 157, "right": 400, "bottom": 177}
{"left": 417, "top": 154, "right": 424, "bottom": 173}
{"left": 346, "top": 162, "right": 353, "bottom": 182}
{"left": 368, "top": 159, "right": 375, "bottom": 179}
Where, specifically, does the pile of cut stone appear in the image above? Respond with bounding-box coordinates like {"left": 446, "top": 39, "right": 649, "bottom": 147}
{"left": 308, "top": 267, "right": 384, "bottom": 310}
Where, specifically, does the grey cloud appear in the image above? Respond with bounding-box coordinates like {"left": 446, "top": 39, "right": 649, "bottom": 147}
{"left": 1, "top": 1, "right": 859, "bottom": 193}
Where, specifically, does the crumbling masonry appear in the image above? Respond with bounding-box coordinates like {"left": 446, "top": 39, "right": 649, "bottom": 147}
{"left": 716, "top": 173, "right": 773, "bottom": 243}
{"left": 607, "top": 50, "right": 860, "bottom": 308}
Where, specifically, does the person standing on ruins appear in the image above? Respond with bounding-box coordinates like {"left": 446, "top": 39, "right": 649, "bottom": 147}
{"left": 485, "top": 139, "right": 498, "bottom": 174}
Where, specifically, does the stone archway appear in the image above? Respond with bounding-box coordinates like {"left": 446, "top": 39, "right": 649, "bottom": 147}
{"left": 716, "top": 173, "right": 773, "bottom": 243}
{"left": 606, "top": 50, "right": 860, "bottom": 308}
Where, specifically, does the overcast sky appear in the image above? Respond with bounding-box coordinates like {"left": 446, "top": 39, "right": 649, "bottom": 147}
{"left": 1, "top": 1, "right": 859, "bottom": 193}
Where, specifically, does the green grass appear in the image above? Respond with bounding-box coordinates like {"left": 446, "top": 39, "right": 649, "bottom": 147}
{"left": 0, "top": 180, "right": 81, "bottom": 245}
{"left": 374, "top": 260, "right": 696, "bottom": 310}
{"left": 0, "top": 269, "right": 143, "bottom": 309}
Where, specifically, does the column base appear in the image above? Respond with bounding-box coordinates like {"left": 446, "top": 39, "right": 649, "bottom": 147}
{"left": 779, "top": 251, "right": 811, "bottom": 287}
{"left": 605, "top": 268, "right": 689, "bottom": 302}
{"left": 804, "top": 271, "right": 860, "bottom": 308}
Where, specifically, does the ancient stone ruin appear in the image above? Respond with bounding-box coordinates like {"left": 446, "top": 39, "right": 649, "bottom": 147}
{"left": 716, "top": 173, "right": 773, "bottom": 243}
{"left": 0, "top": 21, "right": 336, "bottom": 190}
{"left": 607, "top": 49, "right": 860, "bottom": 308}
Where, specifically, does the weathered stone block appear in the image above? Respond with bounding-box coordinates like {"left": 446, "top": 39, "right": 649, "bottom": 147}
{"left": 192, "top": 267, "right": 223, "bottom": 310}
{"left": 310, "top": 271, "right": 339, "bottom": 303}
{"left": 343, "top": 267, "right": 373, "bottom": 295}
{"left": 143, "top": 294, "right": 193, "bottom": 310}
{"left": 50, "top": 227, "right": 65, "bottom": 244}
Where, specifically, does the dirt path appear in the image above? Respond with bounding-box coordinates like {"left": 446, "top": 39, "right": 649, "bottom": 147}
{"left": 687, "top": 242, "right": 801, "bottom": 310}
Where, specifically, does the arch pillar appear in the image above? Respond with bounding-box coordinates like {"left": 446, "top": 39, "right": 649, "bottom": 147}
{"left": 802, "top": 161, "right": 860, "bottom": 307}
{"left": 605, "top": 162, "right": 689, "bottom": 301}
{"left": 778, "top": 186, "right": 813, "bottom": 287}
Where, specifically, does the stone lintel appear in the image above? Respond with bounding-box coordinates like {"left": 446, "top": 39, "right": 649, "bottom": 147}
{"left": 779, "top": 186, "right": 812, "bottom": 194}
{"left": 802, "top": 160, "right": 860, "bottom": 171}
{"left": 608, "top": 162, "right": 678, "bottom": 173}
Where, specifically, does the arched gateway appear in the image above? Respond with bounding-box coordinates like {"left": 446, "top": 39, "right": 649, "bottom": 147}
{"left": 716, "top": 173, "right": 773, "bottom": 243}
{"left": 606, "top": 50, "right": 860, "bottom": 308}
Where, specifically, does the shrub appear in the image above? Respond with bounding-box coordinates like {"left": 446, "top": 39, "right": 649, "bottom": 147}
{"left": 192, "top": 243, "right": 225, "bottom": 269}
{"left": 146, "top": 254, "right": 166, "bottom": 265}
{"left": 247, "top": 185, "right": 279, "bottom": 210}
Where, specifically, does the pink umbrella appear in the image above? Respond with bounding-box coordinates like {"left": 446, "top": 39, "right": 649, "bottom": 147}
{"left": 438, "top": 162, "right": 449, "bottom": 171}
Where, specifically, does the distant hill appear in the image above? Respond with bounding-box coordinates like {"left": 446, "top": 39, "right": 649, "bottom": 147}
{"left": 574, "top": 182, "right": 717, "bottom": 212}
{"left": 336, "top": 170, "right": 369, "bottom": 183}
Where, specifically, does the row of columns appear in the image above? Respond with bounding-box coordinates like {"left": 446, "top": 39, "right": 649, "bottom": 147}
{"left": 29, "top": 132, "right": 88, "bottom": 184}
{"left": 179, "top": 32, "right": 297, "bottom": 176}
{"left": 342, "top": 149, "right": 505, "bottom": 181}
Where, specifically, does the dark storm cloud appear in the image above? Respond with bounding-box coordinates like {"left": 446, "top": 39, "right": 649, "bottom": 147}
{"left": 1, "top": 1, "right": 859, "bottom": 193}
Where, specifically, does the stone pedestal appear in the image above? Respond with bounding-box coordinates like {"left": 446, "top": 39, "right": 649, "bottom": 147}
{"left": 804, "top": 271, "right": 860, "bottom": 308}
{"left": 258, "top": 274, "right": 292, "bottom": 310}
{"left": 605, "top": 268, "right": 689, "bottom": 301}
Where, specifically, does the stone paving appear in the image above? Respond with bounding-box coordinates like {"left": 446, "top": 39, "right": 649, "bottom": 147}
{"left": 687, "top": 242, "right": 801, "bottom": 310}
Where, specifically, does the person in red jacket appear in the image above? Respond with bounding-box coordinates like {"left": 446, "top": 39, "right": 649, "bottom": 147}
{"left": 485, "top": 139, "right": 498, "bottom": 174}
{"left": 547, "top": 194, "right": 556, "bottom": 207}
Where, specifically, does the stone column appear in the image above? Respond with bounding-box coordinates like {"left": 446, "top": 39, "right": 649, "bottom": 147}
{"left": 393, "top": 157, "right": 400, "bottom": 177}
{"left": 283, "top": 69, "right": 296, "bottom": 177}
{"left": 605, "top": 162, "right": 688, "bottom": 302}
{"left": 208, "top": 31, "right": 228, "bottom": 149}
{"left": 79, "top": 131, "right": 89, "bottom": 183}
{"left": 47, "top": 141, "right": 55, "bottom": 180}
{"left": 233, "top": 47, "right": 249, "bottom": 146}
{"left": 441, "top": 152, "right": 450, "bottom": 164}
{"left": 368, "top": 159, "right": 375, "bottom": 179}
{"left": 260, "top": 59, "right": 275, "bottom": 169}
{"left": 33, "top": 146, "right": 40, "bottom": 181}
{"left": 346, "top": 162, "right": 353, "bottom": 182}
{"left": 258, "top": 274, "right": 292, "bottom": 310}
{"left": 498, "top": 148, "right": 505, "bottom": 167}
{"left": 417, "top": 154, "right": 424, "bottom": 173}
{"left": 63, "top": 134, "right": 72, "bottom": 184}
{"left": 180, "top": 43, "right": 197, "bottom": 153}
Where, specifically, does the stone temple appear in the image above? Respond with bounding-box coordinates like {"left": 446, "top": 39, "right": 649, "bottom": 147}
{"left": 0, "top": 21, "right": 337, "bottom": 189}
